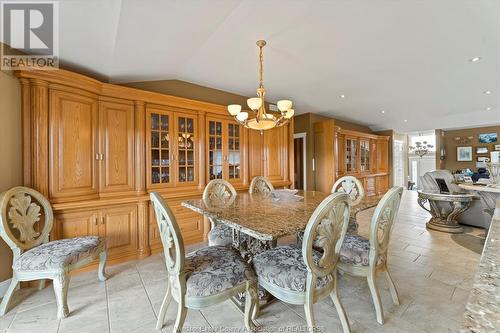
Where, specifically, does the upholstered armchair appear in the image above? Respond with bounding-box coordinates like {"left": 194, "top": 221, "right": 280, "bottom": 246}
{"left": 0, "top": 187, "right": 107, "bottom": 319}
{"left": 150, "top": 192, "right": 258, "bottom": 332}
{"left": 249, "top": 176, "right": 274, "bottom": 194}
{"left": 338, "top": 186, "right": 403, "bottom": 325}
{"left": 253, "top": 192, "right": 352, "bottom": 333}
{"left": 203, "top": 179, "right": 237, "bottom": 247}
{"left": 421, "top": 170, "right": 489, "bottom": 228}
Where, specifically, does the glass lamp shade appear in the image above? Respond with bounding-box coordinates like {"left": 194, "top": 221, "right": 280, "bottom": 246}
{"left": 277, "top": 100, "right": 292, "bottom": 112}
{"left": 247, "top": 97, "right": 263, "bottom": 111}
{"left": 236, "top": 111, "right": 249, "bottom": 122}
{"left": 227, "top": 104, "right": 242, "bottom": 116}
{"left": 246, "top": 114, "right": 276, "bottom": 130}
{"left": 284, "top": 108, "right": 295, "bottom": 119}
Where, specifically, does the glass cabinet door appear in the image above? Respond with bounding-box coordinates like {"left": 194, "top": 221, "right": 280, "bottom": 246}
{"left": 208, "top": 120, "right": 223, "bottom": 180}
{"left": 227, "top": 122, "right": 241, "bottom": 181}
{"left": 149, "top": 111, "right": 172, "bottom": 185}
{"left": 176, "top": 115, "right": 196, "bottom": 184}
{"left": 360, "top": 139, "right": 370, "bottom": 172}
{"left": 345, "top": 138, "right": 358, "bottom": 173}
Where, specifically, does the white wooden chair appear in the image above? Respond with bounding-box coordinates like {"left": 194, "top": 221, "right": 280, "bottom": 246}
{"left": 331, "top": 176, "right": 366, "bottom": 234}
{"left": 249, "top": 176, "right": 274, "bottom": 194}
{"left": 150, "top": 192, "right": 258, "bottom": 332}
{"left": 338, "top": 186, "right": 403, "bottom": 324}
{"left": 203, "top": 179, "right": 237, "bottom": 247}
{"left": 253, "top": 192, "right": 352, "bottom": 333}
{"left": 0, "top": 186, "right": 107, "bottom": 318}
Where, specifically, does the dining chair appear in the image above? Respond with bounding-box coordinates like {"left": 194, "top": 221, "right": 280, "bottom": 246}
{"left": 249, "top": 176, "right": 274, "bottom": 194}
{"left": 337, "top": 186, "right": 403, "bottom": 325}
{"left": 203, "top": 179, "right": 237, "bottom": 247}
{"left": 331, "top": 176, "right": 366, "bottom": 234}
{"left": 150, "top": 192, "right": 258, "bottom": 332}
{"left": 253, "top": 192, "right": 352, "bottom": 333}
{"left": 0, "top": 186, "right": 107, "bottom": 319}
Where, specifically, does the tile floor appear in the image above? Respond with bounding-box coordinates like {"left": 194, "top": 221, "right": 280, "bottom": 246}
{"left": 0, "top": 191, "right": 485, "bottom": 333}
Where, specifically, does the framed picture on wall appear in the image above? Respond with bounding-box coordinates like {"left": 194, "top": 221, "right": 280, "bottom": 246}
{"left": 476, "top": 146, "right": 488, "bottom": 154}
{"left": 478, "top": 133, "right": 498, "bottom": 143}
{"left": 457, "top": 146, "right": 472, "bottom": 161}
{"left": 477, "top": 156, "right": 489, "bottom": 162}
{"left": 495, "top": 144, "right": 500, "bottom": 151}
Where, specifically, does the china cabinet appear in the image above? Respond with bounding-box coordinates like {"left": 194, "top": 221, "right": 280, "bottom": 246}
{"left": 16, "top": 67, "right": 293, "bottom": 268}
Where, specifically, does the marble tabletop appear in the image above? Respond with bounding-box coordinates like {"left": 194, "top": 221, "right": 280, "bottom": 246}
{"left": 459, "top": 183, "right": 500, "bottom": 194}
{"left": 461, "top": 200, "right": 500, "bottom": 332}
{"left": 182, "top": 190, "right": 329, "bottom": 241}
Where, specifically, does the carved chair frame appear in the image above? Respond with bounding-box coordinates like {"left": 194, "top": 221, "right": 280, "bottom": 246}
{"left": 0, "top": 186, "right": 107, "bottom": 319}
{"left": 331, "top": 176, "right": 365, "bottom": 206}
{"left": 337, "top": 186, "right": 403, "bottom": 324}
{"left": 249, "top": 176, "right": 274, "bottom": 194}
{"left": 150, "top": 192, "right": 258, "bottom": 332}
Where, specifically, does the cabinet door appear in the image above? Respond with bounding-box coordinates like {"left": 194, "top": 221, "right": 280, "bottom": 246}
{"left": 227, "top": 121, "right": 244, "bottom": 184}
{"left": 264, "top": 126, "right": 287, "bottom": 181}
{"left": 345, "top": 137, "right": 358, "bottom": 174}
{"left": 174, "top": 113, "right": 198, "bottom": 186}
{"left": 147, "top": 108, "right": 174, "bottom": 188}
{"left": 100, "top": 204, "right": 138, "bottom": 257}
{"left": 100, "top": 101, "right": 135, "bottom": 193}
{"left": 55, "top": 210, "right": 99, "bottom": 240}
{"left": 248, "top": 129, "right": 264, "bottom": 179}
{"left": 207, "top": 118, "right": 224, "bottom": 181}
{"left": 49, "top": 90, "right": 99, "bottom": 200}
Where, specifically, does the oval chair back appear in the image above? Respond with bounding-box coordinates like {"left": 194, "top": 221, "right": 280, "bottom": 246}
{"left": 249, "top": 176, "right": 274, "bottom": 194}
{"left": 202, "top": 179, "right": 237, "bottom": 208}
{"left": 368, "top": 186, "right": 403, "bottom": 266}
{"left": 0, "top": 187, "right": 54, "bottom": 259}
{"left": 302, "top": 192, "right": 351, "bottom": 280}
{"left": 331, "top": 176, "right": 365, "bottom": 206}
{"left": 150, "top": 192, "right": 185, "bottom": 277}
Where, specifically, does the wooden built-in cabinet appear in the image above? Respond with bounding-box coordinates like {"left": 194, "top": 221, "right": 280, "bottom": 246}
{"left": 18, "top": 68, "right": 293, "bottom": 267}
{"left": 314, "top": 119, "right": 390, "bottom": 196}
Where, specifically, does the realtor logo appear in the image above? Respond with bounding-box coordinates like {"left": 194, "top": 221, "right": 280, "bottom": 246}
{"left": 1, "top": 1, "right": 59, "bottom": 70}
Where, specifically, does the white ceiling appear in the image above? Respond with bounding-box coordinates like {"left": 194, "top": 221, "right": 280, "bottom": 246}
{"left": 8, "top": 0, "right": 500, "bottom": 132}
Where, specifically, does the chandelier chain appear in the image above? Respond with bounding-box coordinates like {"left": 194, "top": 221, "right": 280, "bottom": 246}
{"left": 259, "top": 44, "right": 264, "bottom": 88}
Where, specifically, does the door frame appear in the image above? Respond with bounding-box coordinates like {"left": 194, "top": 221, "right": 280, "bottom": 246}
{"left": 293, "top": 132, "right": 307, "bottom": 190}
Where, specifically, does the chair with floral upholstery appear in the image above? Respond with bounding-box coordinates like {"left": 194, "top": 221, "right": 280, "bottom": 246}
{"left": 0, "top": 186, "right": 107, "bottom": 319}
{"left": 331, "top": 176, "right": 365, "bottom": 234}
{"left": 253, "top": 192, "right": 352, "bottom": 333}
{"left": 203, "top": 179, "right": 237, "bottom": 247}
{"left": 249, "top": 176, "right": 274, "bottom": 194}
{"left": 150, "top": 192, "right": 258, "bottom": 331}
{"left": 338, "top": 186, "right": 403, "bottom": 325}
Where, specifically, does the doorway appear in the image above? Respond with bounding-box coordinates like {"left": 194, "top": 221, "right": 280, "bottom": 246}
{"left": 293, "top": 133, "right": 307, "bottom": 189}
{"left": 393, "top": 140, "right": 405, "bottom": 188}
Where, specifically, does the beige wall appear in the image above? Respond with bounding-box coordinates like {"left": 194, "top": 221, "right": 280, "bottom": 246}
{"left": 438, "top": 125, "right": 500, "bottom": 171}
{"left": 294, "top": 112, "right": 374, "bottom": 191}
{"left": 0, "top": 69, "right": 22, "bottom": 282}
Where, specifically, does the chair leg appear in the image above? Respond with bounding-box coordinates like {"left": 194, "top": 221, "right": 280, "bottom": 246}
{"left": 173, "top": 301, "right": 188, "bottom": 333}
{"left": 38, "top": 279, "right": 46, "bottom": 290}
{"left": 384, "top": 266, "right": 400, "bottom": 305}
{"left": 155, "top": 282, "right": 172, "bottom": 329}
{"left": 304, "top": 302, "right": 316, "bottom": 331}
{"left": 244, "top": 282, "right": 259, "bottom": 331}
{"left": 98, "top": 250, "right": 108, "bottom": 282}
{"left": 53, "top": 273, "right": 70, "bottom": 318}
{"left": 330, "top": 275, "right": 351, "bottom": 333}
{"left": 367, "top": 271, "right": 384, "bottom": 325}
{"left": 0, "top": 276, "right": 19, "bottom": 316}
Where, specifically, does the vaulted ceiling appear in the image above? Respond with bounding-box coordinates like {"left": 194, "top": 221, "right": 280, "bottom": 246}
{"left": 7, "top": 0, "right": 500, "bottom": 131}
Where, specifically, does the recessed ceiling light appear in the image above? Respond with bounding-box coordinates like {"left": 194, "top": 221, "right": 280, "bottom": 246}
{"left": 486, "top": 107, "right": 492, "bottom": 111}
{"left": 484, "top": 90, "right": 492, "bottom": 95}
{"left": 339, "top": 94, "right": 346, "bottom": 99}
{"left": 470, "top": 57, "right": 481, "bottom": 62}
{"left": 381, "top": 110, "right": 385, "bottom": 114}
{"left": 404, "top": 119, "right": 408, "bottom": 123}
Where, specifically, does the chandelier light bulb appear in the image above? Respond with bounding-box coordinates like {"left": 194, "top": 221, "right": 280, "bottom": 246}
{"left": 277, "top": 100, "right": 292, "bottom": 112}
{"left": 247, "top": 97, "right": 262, "bottom": 111}
{"left": 236, "top": 111, "right": 249, "bottom": 122}
{"left": 227, "top": 104, "right": 242, "bottom": 116}
{"left": 284, "top": 109, "right": 295, "bottom": 119}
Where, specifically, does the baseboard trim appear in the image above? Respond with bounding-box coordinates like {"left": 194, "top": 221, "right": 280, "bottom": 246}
{"left": 0, "top": 279, "right": 12, "bottom": 298}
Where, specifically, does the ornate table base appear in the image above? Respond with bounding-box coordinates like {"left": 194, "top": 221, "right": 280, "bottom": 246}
{"left": 231, "top": 230, "right": 277, "bottom": 312}
{"left": 417, "top": 191, "right": 473, "bottom": 234}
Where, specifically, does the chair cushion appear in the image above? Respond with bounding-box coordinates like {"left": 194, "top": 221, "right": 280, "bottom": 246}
{"left": 208, "top": 224, "right": 233, "bottom": 246}
{"left": 13, "top": 236, "right": 105, "bottom": 271}
{"left": 253, "top": 245, "right": 332, "bottom": 293}
{"left": 339, "top": 234, "right": 371, "bottom": 266}
{"left": 177, "top": 246, "right": 256, "bottom": 297}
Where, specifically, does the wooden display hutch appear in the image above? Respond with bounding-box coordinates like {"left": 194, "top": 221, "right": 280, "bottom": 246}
{"left": 17, "top": 68, "right": 293, "bottom": 267}
{"left": 314, "top": 120, "right": 390, "bottom": 195}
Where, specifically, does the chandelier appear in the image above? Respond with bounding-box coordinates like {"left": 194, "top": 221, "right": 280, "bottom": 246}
{"left": 409, "top": 141, "right": 434, "bottom": 158}
{"left": 227, "top": 40, "right": 294, "bottom": 131}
